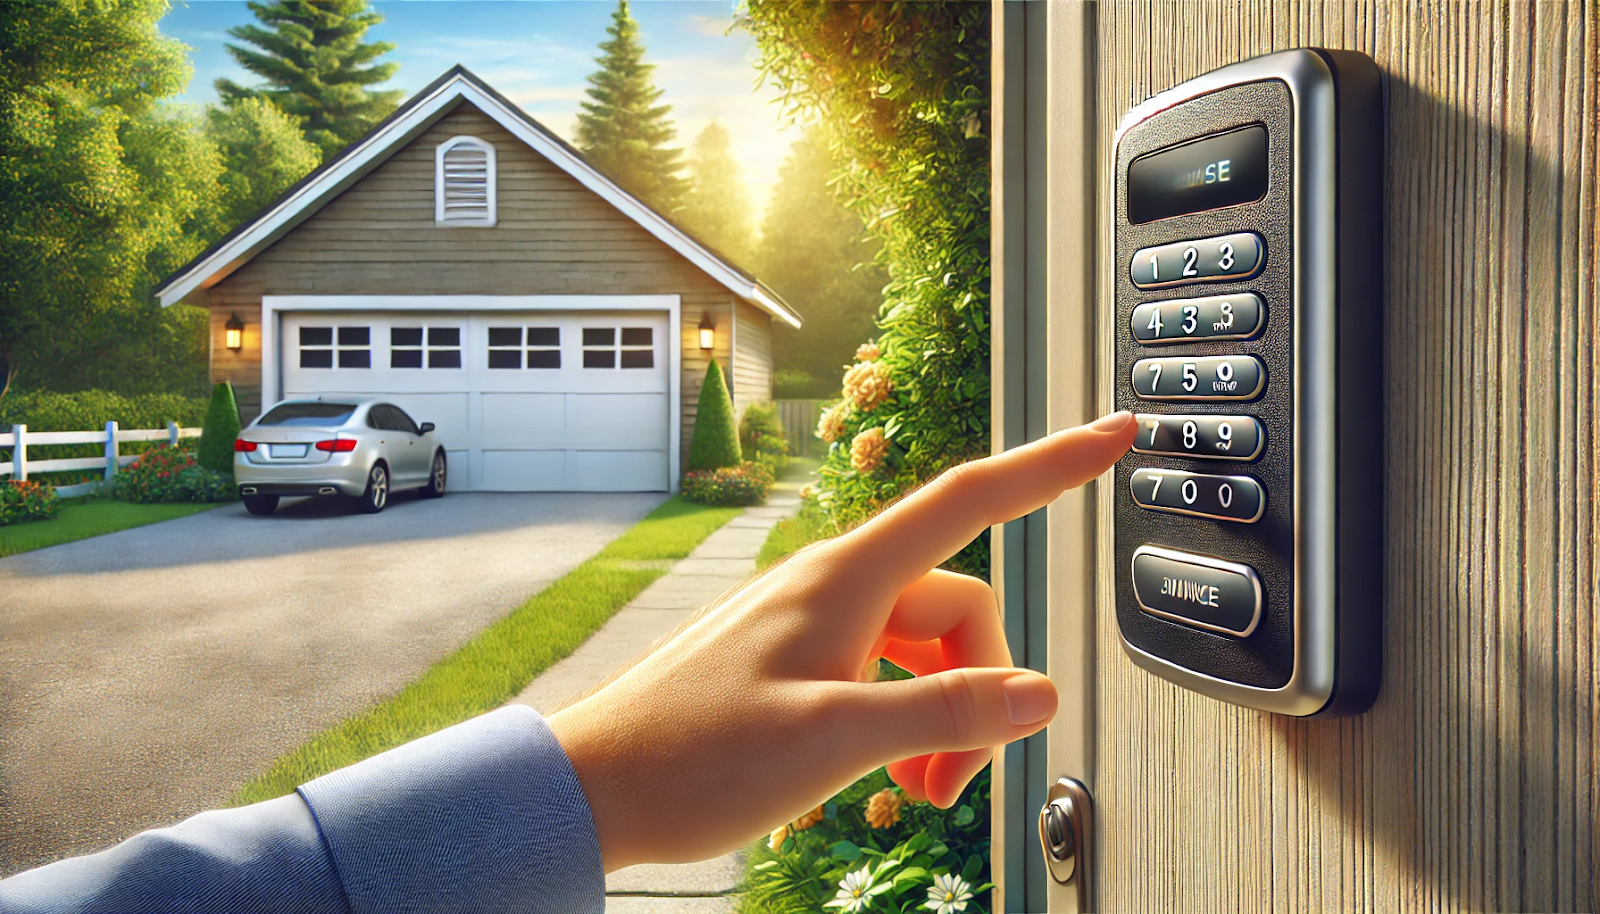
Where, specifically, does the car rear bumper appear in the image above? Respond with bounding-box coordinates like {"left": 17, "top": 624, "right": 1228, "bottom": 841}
{"left": 237, "top": 482, "right": 364, "bottom": 497}
{"left": 235, "top": 460, "right": 369, "bottom": 497}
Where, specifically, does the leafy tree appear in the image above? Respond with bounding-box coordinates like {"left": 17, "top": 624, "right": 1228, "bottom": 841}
{"left": 575, "top": 0, "right": 687, "bottom": 213}
{"left": 679, "top": 121, "right": 754, "bottom": 266}
{"left": 205, "top": 98, "right": 322, "bottom": 231}
{"left": 197, "top": 382, "right": 241, "bottom": 475}
{"left": 757, "top": 129, "right": 887, "bottom": 399}
{"left": 215, "top": 0, "right": 403, "bottom": 159}
{"left": 0, "top": 0, "right": 221, "bottom": 400}
{"left": 687, "top": 359, "right": 741, "bottom": 471}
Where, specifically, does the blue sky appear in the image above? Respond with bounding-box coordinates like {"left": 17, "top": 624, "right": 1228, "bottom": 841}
{"left": 160, "top": 0, "right": 804, "bottom": 217}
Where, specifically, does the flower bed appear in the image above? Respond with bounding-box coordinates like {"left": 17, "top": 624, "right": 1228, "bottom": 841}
{"left": 0, "top": 480, "right": 61, "bottom": 526}
{"left": 681, "top": 461, "right": 774, "bottom": 507}
{"left": 113, "top": 445, "right": 237, "bottom": 504}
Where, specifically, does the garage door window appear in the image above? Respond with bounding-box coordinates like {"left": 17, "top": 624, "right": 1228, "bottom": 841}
{"left": 390, "top": 325, "right": 462, "bottom": 369}
{"left": 582, "top": 327, "right": 654, "bottom": 369}
{"left": 488, "top": 327, "right": 561, "bottom": 369}
{"left": 299, "top": 326, "right": 370, "bottom": 369}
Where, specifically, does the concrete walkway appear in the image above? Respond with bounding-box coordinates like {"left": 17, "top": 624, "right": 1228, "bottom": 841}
{"left": 509, "top": 470, "right": 809, "bottom": 913}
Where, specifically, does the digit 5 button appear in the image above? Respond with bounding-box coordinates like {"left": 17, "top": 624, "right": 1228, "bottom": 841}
{"left": 1131, "top": 355, "right": 1265, "bottom": 401}
{"left": 1129, "top": 467, "right": 1265, "bottom": 523}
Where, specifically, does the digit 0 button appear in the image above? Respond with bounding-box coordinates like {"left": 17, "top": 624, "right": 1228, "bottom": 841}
{"left": 1130, "top": 232, "right": 1265, "bottom": 289}
{"left": 1131, "top": 355, "right": 1265, "bottom": 401}
{"left": 1133, "top": 414, "right": 1265, "bottom": 461}
{"left": 1131, "top": 545, "right": 1262, "bottom": 637}
{"left": 1131, "top": 293, "right": 1265, "bottom": 344}
{"left": 1129, "top": 467, "right": 1266, "bottom": 522}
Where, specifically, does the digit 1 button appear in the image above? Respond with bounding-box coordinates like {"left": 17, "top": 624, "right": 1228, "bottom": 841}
{"left": 1131, "top": 355, "right": 1265, "bottom": 401}
{"left": 1131, "top": 293, "right": 1265, "bottom": 344}
{"left": 1129, "top": 468, "right": 1266, "bottom": 523}
{"left": 1131, "top": 545, "right": 1263, "bottom": 637}
{"left": 1130, "top": 232, "right": 1265, "bottom": 289}
{"left": 1133, "top": 414, "right": 1265, "bottom": 461}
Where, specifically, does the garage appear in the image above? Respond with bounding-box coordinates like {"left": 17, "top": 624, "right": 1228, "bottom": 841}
{"left": 278, "top": 304, "right": 673, "bottom": 492}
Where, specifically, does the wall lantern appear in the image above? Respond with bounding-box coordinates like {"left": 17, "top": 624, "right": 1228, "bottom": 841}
{"left": 698, "top": 313, "right": 715, "bottom": 351}
{"left": 224, "top": 314, "right": 245, "bottom": 352}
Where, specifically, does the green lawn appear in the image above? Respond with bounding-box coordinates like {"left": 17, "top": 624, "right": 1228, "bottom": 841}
{"left": 231, "top": 495, "right": 742, "bottom": 806}
{"left": 0, "top": 499, "right": 219, "bottom": 559}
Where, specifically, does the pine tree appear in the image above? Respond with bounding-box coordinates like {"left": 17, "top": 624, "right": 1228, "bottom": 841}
{"left": 198, "top": 382, "right": 242, "bottom": 475}
{"left": 574, "top": 0, "right": 687, "bottom": 213}
{"left": 679, "top": 121, "right": 754, "bottom": 265}
{"left": 687, "top": 360, "right": 741, "bottom": 471}
{"left": 215, "top": 0, "right": 403, "bottom": 159}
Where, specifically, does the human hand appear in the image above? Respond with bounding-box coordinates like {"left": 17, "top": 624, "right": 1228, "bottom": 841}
{"left": 546, "top": 410, "right": 1137, "bottom": 871}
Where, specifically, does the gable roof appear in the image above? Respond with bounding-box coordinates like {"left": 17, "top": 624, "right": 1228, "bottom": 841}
{"left": 155, "top": 65, "right": 800, "bottom": 328}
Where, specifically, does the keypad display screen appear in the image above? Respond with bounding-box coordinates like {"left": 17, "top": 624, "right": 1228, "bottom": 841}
{"left": 1127, "top": 125, "right": 1269, "bottom": 224}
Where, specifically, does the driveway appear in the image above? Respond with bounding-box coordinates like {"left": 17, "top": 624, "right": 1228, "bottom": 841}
{"left": 0, "top": 490, "right": 665, "bottom": 876}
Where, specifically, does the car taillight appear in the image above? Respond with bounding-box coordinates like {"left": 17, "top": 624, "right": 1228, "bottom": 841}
{"left": 315, "top": 438, "right": 358, "bottom": 452}
{"left": 234, "top": 439, "right": 257, "bottom": 452}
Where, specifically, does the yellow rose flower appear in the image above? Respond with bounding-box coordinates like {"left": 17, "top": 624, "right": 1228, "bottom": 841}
{"left": 841, "top": 360, "right": 892, "bottom": 411}
{"left": 792, "top": 804, "right": 825, "bottom": 831}
{"left": 864, "top": 788, "right": 906, "bottom": 829}
{"left": 854, "top": 341, "right": 881, "bottom": 361}
{"left": 850, "top": 427, "right": 888, "bottom": 474}
{"left": 816, "top": 402, "right": 850, "bottom": 444}
{"left": 768, "top": 825, "right": 790, "bottom": 852}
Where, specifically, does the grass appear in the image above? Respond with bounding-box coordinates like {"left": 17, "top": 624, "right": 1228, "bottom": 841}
{"left": 0, "top": 499, "right": 219, "bottom": 559}
{"left": 231, "top": 494, "right": 743, "bottom": 806}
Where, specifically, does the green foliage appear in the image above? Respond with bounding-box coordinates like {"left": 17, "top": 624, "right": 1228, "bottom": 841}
{"left": 758, "top": 129, "right": 888, "bottom": 399}
{"left": 681, "top": 462, "right": 772, "bottom": 507}
{"left": 204, "top": 97, "right": 321, "bottom": 230}
{"left": 740, "top": 400, "right": 790, "bottom": 467}
{"left": 744, "top": 1, "right": 993, "bottom": 578}
{"left": 114, "top": 445, "right": 238, "bottom": 504}
{"left": 574, "top": 0, "right": 687, "bottom": 213}
{"left": 215, "top": 0, "right": 403, "bottom": 159}
{"left": 0, "top": 481, "right": 60, "bottom": 527}
{"left": 0, "top": 389, "right": 209, "bottom": 485}
{"left": 687, "top": 359, "right": 742, "bottom": 471}
{"left": 197, "top": 382, "right": 241, "bottom": 475}
{"left": 679, "top": 121, "right": 754, "bottom": 265}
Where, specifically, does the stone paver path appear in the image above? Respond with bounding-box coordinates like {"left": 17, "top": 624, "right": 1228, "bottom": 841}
{"left": 509, "top": 471, "right": 809, "bottom": 913}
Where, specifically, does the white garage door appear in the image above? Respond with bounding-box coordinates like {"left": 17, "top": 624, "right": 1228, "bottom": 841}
{"left": 280, "top": 311, "right": 670, "bottom": 491}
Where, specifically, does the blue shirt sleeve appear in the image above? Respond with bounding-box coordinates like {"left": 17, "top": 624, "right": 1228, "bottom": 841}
{"left": 0, "top": 705, "right": 606, "bottom": 914}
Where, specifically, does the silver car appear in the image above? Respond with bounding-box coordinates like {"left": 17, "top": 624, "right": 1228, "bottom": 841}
{"left": 234, "top": 399, "right": 447, "bottom": 516}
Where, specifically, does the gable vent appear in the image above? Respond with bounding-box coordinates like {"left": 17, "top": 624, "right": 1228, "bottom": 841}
{"left": 435, "top": 136, "right": 497, "bottom": 226}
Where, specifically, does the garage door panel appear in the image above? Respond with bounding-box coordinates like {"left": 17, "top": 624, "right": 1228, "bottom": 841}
{"left": 482, "top": 450, "right": 566, "bottom": 491}
{"left": 569, "top": 393, "right": 668, "bottom": 449}
{"left": 568, "top": 450, "right": 666, "bottom": 492}
{"left": 480, "top": 393, "right": 566, "bottom": 449}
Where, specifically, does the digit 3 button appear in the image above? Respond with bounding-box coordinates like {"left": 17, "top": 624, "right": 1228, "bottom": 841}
{"left": 1131, "top": 545, "right": 1263, "bottom": 637}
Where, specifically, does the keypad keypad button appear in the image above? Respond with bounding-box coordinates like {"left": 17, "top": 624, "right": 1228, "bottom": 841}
{"left": 1130, "top": 232, "right": 1265, "bottom": 289}
{"left": 1129, "top": 468, "right": 1265, "bottom": 523}
{"left": 1133, "top": 414, "right": 1265, "bottom": 461}
{"left": 1131, "top": 355, "right": 1265, "bottom": 401}
{"left": 1131, "top": 545, "right": 1262, "bottom": 637}
{"left": 1131, "top": 293, "right": 1265, "bottom": 344}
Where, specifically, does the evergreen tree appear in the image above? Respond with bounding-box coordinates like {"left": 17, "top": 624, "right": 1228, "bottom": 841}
{"left": 215, "top": 0, "right": 403, "bottom": 159}
{"left": 198, "top": 382, "right": 242, "bottom": 474}
{"left": 687, "top": 360, "right": 741, "bottom": 471}
{"left": 679, "top": 121, "right": 754, "bottom": 266}
{"left": 205, "top": 98, "right": 322, "bottom": 231}
{"left": 574, "top": 0, "right": 687, "bottom": 213}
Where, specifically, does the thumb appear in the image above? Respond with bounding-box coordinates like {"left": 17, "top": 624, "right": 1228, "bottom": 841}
{"left": 846, "top": 667, "right": 1058, "bottom": 773}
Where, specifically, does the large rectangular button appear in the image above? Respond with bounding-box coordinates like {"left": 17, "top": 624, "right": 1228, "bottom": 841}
{"left": 1131, "top": 355, "right": 1265, "bottom": 401}
{"left": 1131, "top": 545, "right": 1262, "bottom": 637}
{"left": 1129, "top": 467, "right": 1265, "bottom": 522}
{"left": 1131, "top": 293, "right": 1265, "bottom": 344}
{"left": 1130, "top": 232, "right": 1265, "bottom": 289}
{"left": 1132, "top": 414, "right": 1265, "bottom": 461}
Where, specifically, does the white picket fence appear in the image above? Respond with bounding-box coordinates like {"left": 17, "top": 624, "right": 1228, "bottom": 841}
{"left": 0, "top": 422, "right": 203, "bottom": 498}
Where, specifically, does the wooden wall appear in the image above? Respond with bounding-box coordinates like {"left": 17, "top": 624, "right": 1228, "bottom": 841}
{"left": 1086, "top": 3, "right": 1597, "bottom": 912}
{"left": 204, "top": 99, "right": 773, "bottom": 468}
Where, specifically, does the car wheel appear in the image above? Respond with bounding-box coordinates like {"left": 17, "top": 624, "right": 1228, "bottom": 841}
{"left": 356, "top": 463, "right": 388, "bottom": 514}
{"left": 420, "top": 451, "right": 447, "bottom": 498}
{"left": 242, "top": 494, "right": 279, "bottom": 516}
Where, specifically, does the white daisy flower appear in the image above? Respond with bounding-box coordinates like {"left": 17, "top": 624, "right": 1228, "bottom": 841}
{"left": 923, "top": 872, "right": 975, "bottom": 913}
{"left": 824, "top": 866, "right": 876, "bottom": 913}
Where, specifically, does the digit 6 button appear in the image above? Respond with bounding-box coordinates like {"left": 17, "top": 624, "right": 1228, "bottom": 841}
{"left": 1131, "top": 355, "right": 1265, "bottom": 401}
{"left": 1130, "top": 468, "right": 1265, "bottom": 523}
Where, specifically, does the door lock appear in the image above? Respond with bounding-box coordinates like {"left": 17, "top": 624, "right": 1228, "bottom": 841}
{"left": 1037, "top": 777, "right": 1092, "bottom": 908}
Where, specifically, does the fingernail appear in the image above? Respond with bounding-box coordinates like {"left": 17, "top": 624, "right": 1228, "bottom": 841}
{"left": 1002, "top": 673, "right": 1057, "bottom": 726}
{"left": 1090, "top": 410, "right": 1133, "bottom": 432}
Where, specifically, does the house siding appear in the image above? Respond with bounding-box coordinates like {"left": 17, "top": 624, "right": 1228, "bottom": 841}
{"left": 203, "top": 99, "right": 771, "bottom": 472}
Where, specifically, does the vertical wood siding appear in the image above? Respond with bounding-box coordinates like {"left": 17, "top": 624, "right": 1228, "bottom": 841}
{"left": 1091, "top": 3, "right": 1596, "bottom": 911}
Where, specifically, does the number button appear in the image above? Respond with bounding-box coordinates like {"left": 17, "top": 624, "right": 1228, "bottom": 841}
{"left": 1131, "top": 355, "right": 1265, "bottom": 401}
{"left": 1133, "top": 414, "right": 1265, "bottom": 461}
{"left": 1130, "top": 232, "right": 1265, "bottom": 289}
{"left": 1131, "top": 293, "right": 1265, "bottom": 344}
{"left": 1129, "top": 468, "right": 1265, "bottom": 523}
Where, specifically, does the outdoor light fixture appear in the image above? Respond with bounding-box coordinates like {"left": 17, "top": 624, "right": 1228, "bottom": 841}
{"left": 698, "top": 313, "right": 715, "bottom": 351}
{"left": 225, "top": 313, "right": 244, "bottom": 352}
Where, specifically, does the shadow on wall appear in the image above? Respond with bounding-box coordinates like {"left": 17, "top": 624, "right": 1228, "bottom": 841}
{"left": 1285, "top": 74, "right": 1597, "bottom": 914}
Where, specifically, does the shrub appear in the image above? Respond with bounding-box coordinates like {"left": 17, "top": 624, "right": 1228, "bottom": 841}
{"left": 0, "top": 480, "right": 60, "bottom": 526}
{"left": 740, "top": 401, "right": 790, "bottom": 470}
{"left": 681, "top": 462, "right": 772, "bottom": 507}
{"left": 688, "top": 359, "right": 743, "bottom": 471}
{"left": 0, "top": 389, "right": 209, "bottom": 487}
{"left": 113, "top": 445, "right": 238, "bottom": 504}
{"left": 197, "top": 382, "right": 241, "bottom": 475}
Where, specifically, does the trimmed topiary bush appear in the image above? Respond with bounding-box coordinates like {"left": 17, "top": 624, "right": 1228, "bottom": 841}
{"left": 197, "top": 382, "right": 241, "bottom": 475}
{"left": 681, "top": 462, "right": 773, "bottom": 507}
{"left": 0, "top": 480, "right": 60, "bottom": 526}
{"left": 688, "top": 359, "right": 742, "bottom": 471}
